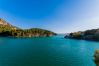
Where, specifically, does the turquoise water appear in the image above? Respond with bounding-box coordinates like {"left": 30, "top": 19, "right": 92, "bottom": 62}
{"left": 0, "top": 35, "right": 98, "bottom": 66}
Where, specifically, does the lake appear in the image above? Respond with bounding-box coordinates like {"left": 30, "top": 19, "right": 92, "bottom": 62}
{"left": 0, "top": 35, "right": 98, "bottom": 66}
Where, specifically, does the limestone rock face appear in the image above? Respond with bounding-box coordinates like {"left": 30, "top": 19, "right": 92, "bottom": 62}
{"left": 0, "top": 18, "right": 11, "bottom": 26}
{"left": 94, "top": 50, "right": 99, "bottom": 66}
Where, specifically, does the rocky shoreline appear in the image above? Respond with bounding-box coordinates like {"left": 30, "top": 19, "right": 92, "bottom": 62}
{"left": 65, "top": 29, "right": 99, "bottom": 41}
{"left": 0, "top": 28, "right": 56, "bottom": 38}
{"left": 94, "top": 50, "right": 99, "bottom": 66}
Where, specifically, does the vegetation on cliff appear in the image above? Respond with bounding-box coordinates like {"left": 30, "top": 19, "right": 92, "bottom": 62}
{"left": 0, "top": 18, "right": 56, "bottom": 37}
{"left": 65, "top": 29, "right": 99, "bottom": 41}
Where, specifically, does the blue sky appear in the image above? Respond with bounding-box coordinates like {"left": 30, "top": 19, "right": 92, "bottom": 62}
{"left": 0, "top": 0, "right": 99, "bottom": 33}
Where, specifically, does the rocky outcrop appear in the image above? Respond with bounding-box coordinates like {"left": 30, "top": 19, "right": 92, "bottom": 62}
{"left": 65, "top": 29, "right": 99, "bottom": 41}
{"left": 94, "top": 50, "right": 99, "bottom": 66}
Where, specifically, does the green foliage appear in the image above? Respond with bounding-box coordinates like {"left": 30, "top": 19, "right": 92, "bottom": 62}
{"left": 0, "top": 27, "right": 56, "bottom": 37}
{"left": 0, "top": 18, "right": 56, "bottom": 37}
{"left": 84, "top": 29, "right": 97, "bottom": 35}
{"left": 66, "top": 29, "right": 99, "bottom": 41}
{"left": 69, "top": 32, "right": 82, "bottom": 39}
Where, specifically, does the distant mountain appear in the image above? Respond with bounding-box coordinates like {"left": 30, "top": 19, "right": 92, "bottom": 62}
{"left": 65, "top": 28, "right": 99, "bottom": 41}
{"left": 0, "top": 18, "right": 56, "bottom": 37}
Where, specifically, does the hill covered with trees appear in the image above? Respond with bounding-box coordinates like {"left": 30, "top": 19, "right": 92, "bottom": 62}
{"left": 0, "top": 18, "right": 56, "bottom": 37}
{"left": 65, "top": 29, "right": 99, "bottom": 41}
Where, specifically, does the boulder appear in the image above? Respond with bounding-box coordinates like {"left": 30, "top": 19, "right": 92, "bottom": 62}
{"left": 94, "top": 50, "right": 99, "bottom": 66}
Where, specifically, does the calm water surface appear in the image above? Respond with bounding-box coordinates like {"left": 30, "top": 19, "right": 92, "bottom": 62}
{"left": 0, "top": 35, "right": 98, "bottom": 66}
